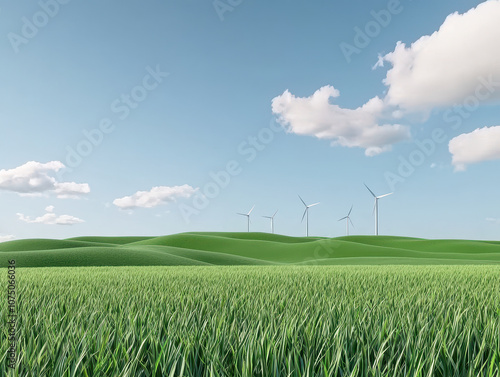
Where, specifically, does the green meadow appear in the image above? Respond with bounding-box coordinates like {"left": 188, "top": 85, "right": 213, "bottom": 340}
{"left": 2, "top": 232, "right": 500, "bottom": 267}
{"left": 1, "top": 266, "right": 500, "bottom": 376}
{"left": 2, "top": 233, "right": 500, "bottom": 376}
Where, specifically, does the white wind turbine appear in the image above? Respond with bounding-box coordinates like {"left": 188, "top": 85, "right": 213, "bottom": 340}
{"left": 338, "top": 205, "right": 354, "bottom": 236}
{"left": 364, "top": 184, "right": 392, "bottom": 235}
{"left": 262, "top": 210, "right": 278, "bottom": 234}
{"left": 299, "top": 195, "right": 320, "bottom": 237}
{"left": 237, "top": 205, "right": 255, "bottom": 232}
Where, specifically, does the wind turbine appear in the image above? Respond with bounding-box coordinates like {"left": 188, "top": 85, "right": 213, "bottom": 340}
{"left": 364, "top": 184, "right": 392, "bottom": 235}
{"left": 262, "top": 210, "right": 278, "bottom": 234}
{"left": 338, "top": 205, "right": 354, "bottom": 236}
{"left": 237, "top": 205, "right": 255, "bottom": 232}
{"left": 299, "top": 195, "right": 319, "bottom": 237}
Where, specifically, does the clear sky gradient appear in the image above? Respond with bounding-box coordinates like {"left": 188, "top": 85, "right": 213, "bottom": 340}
{"left": 1, "top": 0, "right": 499, "bottom": 241}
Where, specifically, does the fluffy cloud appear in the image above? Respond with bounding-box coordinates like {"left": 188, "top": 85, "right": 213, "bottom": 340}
{"left": 113, "top": 185, "right": 198, "bottom": 209}
{"left": 0, "top": 161, "right": 90, "bottom": 199}
{"left": 271, "top": 86, "right": 410, "bottom": 156}
{"left": 449, "top": 125, "right": 500, "bottom": 171}
{"left": 54, "top": 182, "right": 90, "bottom": 199}
{"left": 379, "top": 0, "right": 500, "bottom": 111}
{"left": 0, "top": 235, "right": 15, "bottom": 243}
{"left": 17, "top": 206, "right": 84, "bottom": 225}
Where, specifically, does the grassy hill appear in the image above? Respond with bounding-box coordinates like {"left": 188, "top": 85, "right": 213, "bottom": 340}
{"left": 1, "top": 232, "right": 500, "bottom": 267}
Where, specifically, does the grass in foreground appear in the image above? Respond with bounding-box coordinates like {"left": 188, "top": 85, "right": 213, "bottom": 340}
{"left": 2, "top": 266, "right": 500, "bottom": 376}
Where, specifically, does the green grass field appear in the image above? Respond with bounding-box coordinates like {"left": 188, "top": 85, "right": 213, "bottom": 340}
{"left": 2, "top": 232, "right": 500, "bottom": 267}
{"left": 2, "top": 233, "right": 500, "bottom": 375}
{"left": 2, "top": 266, "right": 499, "bottom": 376}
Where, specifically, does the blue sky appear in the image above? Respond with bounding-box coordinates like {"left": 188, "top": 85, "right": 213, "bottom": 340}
{"left": 1, "top": 0, "right": 499, "bottom": 241}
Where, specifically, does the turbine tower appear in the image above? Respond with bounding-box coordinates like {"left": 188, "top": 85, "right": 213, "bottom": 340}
{"left": 237, "top": 205, "right": 255, "bottom": 232}
{"left": 338, "top": 205, "right": 354, "bottom": 236}
{"left": 262, "top": 210, "right": 278, "bottom": 234}
{"left": 364, "top": 184, "right": 392, "bottom": 235}
{"left": 299, "top": 195, "right": 319, "bottom": 237}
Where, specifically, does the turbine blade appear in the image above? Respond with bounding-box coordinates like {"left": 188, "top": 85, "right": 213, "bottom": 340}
{"left": 237, "top": 213, "right": 246, "bottom": 216}
{"left": 301, "top": 208, "right": 307, "bottom": 222}
{"left": 308, "top": 202, "right": 320, "bottom": 208}
{"left": 338, "top": 216, "right": 347, "bottom": 221}
{"left": 377, "top": 192, "right": 393, "bottom": 199}
{"left": 298, "top": 195, "right": 306, "bottom": 207}
{"left": 348, "top": 205, "right": 353, "bottom": 216}
{"left": 373, "top": 200, "right": 377, "bottom": 215}
{"left": 364, "top": 183, "right": 376, "bottom": 198}
{"left": 273, "top": 210, "right": 278, "bottom": 218}
{"left": 349, "top": 218, "right": 355, "bottom": 228}
{"left": 262, "top": 216, "right": 272, "bottom": 219}
{"left": 247, "top": 205, "right": 255, "bottom": 215}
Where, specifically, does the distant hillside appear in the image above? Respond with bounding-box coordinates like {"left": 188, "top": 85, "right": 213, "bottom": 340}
{"left": 1, "top": 232, "right": 500, "bottom": 267}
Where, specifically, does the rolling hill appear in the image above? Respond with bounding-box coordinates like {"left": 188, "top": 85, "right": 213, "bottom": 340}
{"left": 1, "top": 232, "right": 500, "bottom": 267}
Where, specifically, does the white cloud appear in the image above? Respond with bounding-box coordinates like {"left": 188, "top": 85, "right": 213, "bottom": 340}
{"left": 54, "top": 182, "right": 90, "bottom": 199}
{"left": 486, "top": 217, "right": 500, "bottom": 224}
{"left": 113, "top": 185, "right": 198, "bottom": 209}
{"left": 0, "top": 235, "right": 15, "bottom": 243}
{"left": 0, "top": 161, "right": 63, "bottom": 193}
{"left": 17, "top": 206, "right": 84, "bottom": 225}
{"left": 449, "top": 125, "right": 500, "bottom": 171}
{"left": 0, "top": 161, "right": 90, "bottom": 199}
{"left": 271, "top": 2, "right": 500, "bottom": 155}
{"left": 271, "top": 86, "right": 410, "bottom": 156}
{"left": 380, "top": 0, "right": 500, "bottom": 111}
